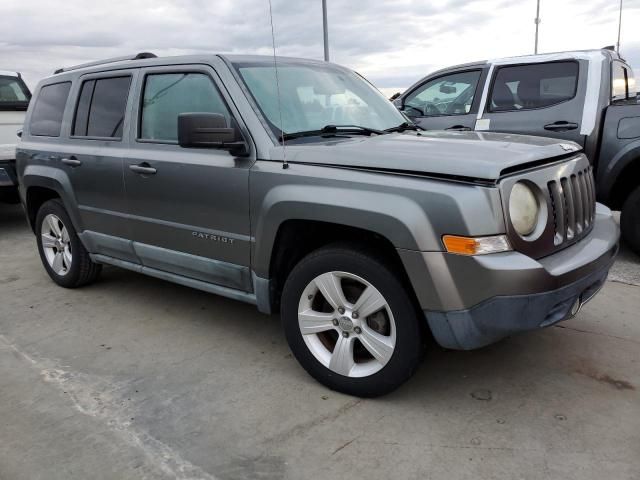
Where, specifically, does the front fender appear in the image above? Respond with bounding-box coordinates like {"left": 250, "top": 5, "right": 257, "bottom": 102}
{"left": 249, "top": 162, "right": 505, "bottom": 278}
{"left": 597, "top": 139, "right": 640, "bottom": 205}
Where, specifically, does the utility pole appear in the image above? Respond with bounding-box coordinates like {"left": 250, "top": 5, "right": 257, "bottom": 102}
{"left": 617, "top": 0, "right": 623, "bottom": 53}
{"left": 322, "top": 0, "right": 330, "bottom": 61}
{"left": 534, "top": 0, "right": 541, "bottom": 54}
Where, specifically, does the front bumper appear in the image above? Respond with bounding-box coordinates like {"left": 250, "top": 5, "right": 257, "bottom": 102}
{"left": 399, "top": 203, "right": 619, "bottom": 350}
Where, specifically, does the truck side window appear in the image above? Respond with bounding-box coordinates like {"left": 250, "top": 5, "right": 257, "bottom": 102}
{"left": 404, "top": 71, "right": 481, "bottom": 117}
{"left": 140, "top": 73, "right": 230, "bottom": 142}
{"left": 72, "top": 76, "right": 131, "bottom": 139}
{"left": 489, "top": 61, "right": 578, "bottom": 112}
{"left": 29, "top": 82, "right": 71, "bottom": 137}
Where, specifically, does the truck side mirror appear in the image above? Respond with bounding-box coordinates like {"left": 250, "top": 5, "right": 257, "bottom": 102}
{"left": 178, "top": 113, "right": 248, "bottom": 156}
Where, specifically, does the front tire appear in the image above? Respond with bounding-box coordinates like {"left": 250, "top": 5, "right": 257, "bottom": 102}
{"left": 281, "top": 245, "right": 423, "bottom": 397}
{"left": 621, "top": 185, "right": 640, "bottom": 256}
{"left": 35, "top": 199, "right": 101, "bottom": 288}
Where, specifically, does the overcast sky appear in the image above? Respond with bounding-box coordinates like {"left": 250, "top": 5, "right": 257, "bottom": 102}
{"left": 2, "top": 0, "right": 639, "bottom": 94}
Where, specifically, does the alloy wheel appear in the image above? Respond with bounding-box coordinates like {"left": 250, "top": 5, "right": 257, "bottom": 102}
{"left": 297, "top": 271, "right": 396, "bottom": 378}
{"left": 41, "top": 214, "right": 72, "bottom": 276}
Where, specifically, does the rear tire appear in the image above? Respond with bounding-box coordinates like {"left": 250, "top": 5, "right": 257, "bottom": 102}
{"left": 281, "top": 245, "right": 423, "bottom": 397}
{"left": 35, "top": 199, "right": 101, "bottom": 288}
{"left": 621, "top": 185, "right": 640, "bottom": 256}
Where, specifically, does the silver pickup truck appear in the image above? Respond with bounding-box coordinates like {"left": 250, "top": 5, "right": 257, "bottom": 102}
{"left": 17, "top": 53, "right": 618, "bottom": 396}
{"left": 393, "top": 48, "right": 640, "bottom": 254}
{"left": 0, "top": 70, "right": 31, "bottom": 203}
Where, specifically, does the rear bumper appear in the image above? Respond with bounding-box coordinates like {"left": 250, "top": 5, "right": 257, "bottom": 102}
{"left": 399, "top": 203, "right": 619, "bottom": 350}
{"left": 0, "top": 161, "right": 18, "bottom": 203}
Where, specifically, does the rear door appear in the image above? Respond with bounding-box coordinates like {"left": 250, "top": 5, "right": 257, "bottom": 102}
{"left": 478, "top": 60, "right": 586, "bottom": 145}
{"left": 123, "top": 64, "right": 253, "bottom": 291}
{"left": 400, "top": 69, "right": 484, "bottom": 131}
{"left": 64, "top": 71, "right": 137, "bottom": 261}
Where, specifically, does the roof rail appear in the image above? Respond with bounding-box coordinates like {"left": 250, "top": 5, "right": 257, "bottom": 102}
{"left": 53, "top": 52, "right": 157, "bottom": 74}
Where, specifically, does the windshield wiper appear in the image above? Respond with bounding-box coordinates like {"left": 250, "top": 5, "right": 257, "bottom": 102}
{"left": 280, "top": 124, "right": 384, "bottom": 142}
{"left": 384, "top": 122, "right": 422, "bottom": 133}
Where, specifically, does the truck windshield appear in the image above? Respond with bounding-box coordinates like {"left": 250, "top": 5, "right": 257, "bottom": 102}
{"left": 0, "top": 75, "right": 31, "bottom": 111}
{"left": 234, "top": 61, "right": 407, "bottom": 140}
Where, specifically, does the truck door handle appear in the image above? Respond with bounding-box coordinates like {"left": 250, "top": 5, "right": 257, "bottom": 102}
{"left": 61, "top": 157, "right": 82, "bottom": 167}
{"left": 544, "top": 121, "right": 579, "bottom": 131}
{"left": 129, "top": 163, "right": 157, "bottom": 175}
{"left": 446, "top": 125, "right": 472, "bottom": 131}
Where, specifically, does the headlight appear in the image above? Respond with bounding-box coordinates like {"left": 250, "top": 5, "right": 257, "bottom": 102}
{"left": 509, "top": 182, "right": 539, "bottom": 236}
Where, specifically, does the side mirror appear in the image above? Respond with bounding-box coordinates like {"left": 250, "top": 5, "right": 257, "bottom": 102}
{"left": 178, "top": 113, "right": 248, "bottom": 155}
{"left": 389, "top": 92, "right": 401, "bottom": 101}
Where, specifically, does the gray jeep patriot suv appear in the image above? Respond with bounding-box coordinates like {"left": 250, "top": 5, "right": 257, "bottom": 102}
{"left": 17, "top": 53, "right": 619, "bottom": 396}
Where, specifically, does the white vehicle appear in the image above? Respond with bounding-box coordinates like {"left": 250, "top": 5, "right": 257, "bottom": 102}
{"left": 0, "top": 70, "right": 31, "bottom": 203}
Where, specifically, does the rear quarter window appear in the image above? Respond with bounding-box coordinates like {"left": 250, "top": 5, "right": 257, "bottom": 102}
{"left": 29, "top": 82, "right": 71, "bottom": 137}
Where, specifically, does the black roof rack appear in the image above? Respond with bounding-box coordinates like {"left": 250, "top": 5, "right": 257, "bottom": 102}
{"left": 53, "top": 52, "right": 157, "bottom": 74}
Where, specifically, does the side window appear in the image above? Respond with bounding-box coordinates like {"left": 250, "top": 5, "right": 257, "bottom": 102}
{"left": 29, "top": 82, "right": 71, "bottom": 137}
{"left": 140, "top": 73, "right": 230, "bottom": 142}
{"left": 489, "top": 61, "right": 578, "bottom": 112}
{"left": 72, "top": 76, "right": 131, "bottom": 138}
{"left": 404, "top": 71, "right": 481, "bottom": 117}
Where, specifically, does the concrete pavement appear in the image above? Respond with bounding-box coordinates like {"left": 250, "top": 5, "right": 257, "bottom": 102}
{"left": 1, "top": 203, "right": 639, "bottom": 480}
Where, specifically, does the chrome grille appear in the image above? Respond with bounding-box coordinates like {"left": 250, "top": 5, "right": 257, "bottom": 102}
{"left": 547, "top": 167, "right": 596, "bottom": 246}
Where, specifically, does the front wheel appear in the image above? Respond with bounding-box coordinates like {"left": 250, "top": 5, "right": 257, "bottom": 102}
{"left": 621, "top": 185, "right": 640, "bottom": 256}
{"left": 281, "top": 246, "right": 423, "bottom": 397}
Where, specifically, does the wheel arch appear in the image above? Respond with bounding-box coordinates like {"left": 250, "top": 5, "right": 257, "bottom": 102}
{"left": 599, "top": 142, "right": 640, "bottom": 210}
{"left": 22, "top": 166, "right": 81, "bottom": 233}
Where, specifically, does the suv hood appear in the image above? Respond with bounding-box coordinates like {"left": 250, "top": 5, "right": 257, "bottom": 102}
{"left": 270, "top": 131, "right": 581, "bottom": 182}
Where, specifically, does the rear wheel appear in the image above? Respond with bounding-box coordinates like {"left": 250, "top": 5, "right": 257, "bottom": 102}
{"left": 35, "top": 199, "right": 101, "bottom": 288}
{"left": 281, "top": 245, "right": 423, "bottom": 397}
{"left": 621, "top": 185, "right": 640, "bottom": 256}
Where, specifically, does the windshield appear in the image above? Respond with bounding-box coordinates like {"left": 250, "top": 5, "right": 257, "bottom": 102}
{"left": 0, "top": 75, "right": 31, "bottom": 111}
{"left": 234, "top": 61, "right": 406, "bottom": 139}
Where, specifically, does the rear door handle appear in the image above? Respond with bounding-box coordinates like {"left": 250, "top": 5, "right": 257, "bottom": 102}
{"left": 544, "top": 121, "right": 579, "bottom": 131}
{"left": 446, "top": 125, "right": 472, "bottom": 131}
{"left": 129, "top": 163, "right": 157, "bottom": 175}
{"left": 61, "top": 157, "right": 82, "bottom": 167}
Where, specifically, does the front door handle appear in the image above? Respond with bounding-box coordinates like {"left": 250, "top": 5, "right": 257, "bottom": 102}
{"left": 446, "top": 125, "right": 472, "bottom": 131}
{"left": 544, "top": 121, "right": 579, "bottom": 132}
{"left": 129, "top": 163, "right": 157, "bottom": 175}
{"left": 61, "top": 157, "right": 82, "bottom": 167}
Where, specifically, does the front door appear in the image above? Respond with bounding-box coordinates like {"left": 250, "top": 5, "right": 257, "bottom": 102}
{"left": 477, "top": 60, "right": 586, "bottom": 146}
{"left": 400, "top": 69, "right": 483, "bottom": 131}
{"left": 123, "top": 65, "right": 253, "bottom": 291}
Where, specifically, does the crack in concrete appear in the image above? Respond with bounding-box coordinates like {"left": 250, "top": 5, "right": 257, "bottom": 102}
{"left": 553, "top": 325, "right": 640, "bottom": 345}
{"left": 0, "top": 334, "right": 217, "bottom": 480}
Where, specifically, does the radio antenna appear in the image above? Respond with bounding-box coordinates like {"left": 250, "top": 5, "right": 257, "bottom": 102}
{"left": 267, "top": 0, "right": 288, "bottom": 169}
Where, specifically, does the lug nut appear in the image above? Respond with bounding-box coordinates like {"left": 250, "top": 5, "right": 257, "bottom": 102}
{"left": 332, "top": 319, "right": 339, "bottom": 326}
{"left": 354, "top": 326, "right": 361, "bottom": 334}
{"left": 342, "top": 331, "right": 349, "bottom": 338}
{"left": 352, "top": 311, "right": 359, "bottom": 319}
{"left": 338, "top": 307, "right": 345, "bottom": 314}
{"left": 308, "top": 294, "right": 313, "bottom": 300}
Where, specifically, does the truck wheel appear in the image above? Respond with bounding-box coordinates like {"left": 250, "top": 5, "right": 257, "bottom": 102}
{"left": 35, "top": 199, "right": 101, "bottom": 288}
{"left": 281, "top": 245, "right": 423, "bottom": 397}
{"left": 621, "top": 185, "right": 640, "bottom": 256}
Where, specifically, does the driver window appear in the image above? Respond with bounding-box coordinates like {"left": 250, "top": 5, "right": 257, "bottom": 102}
{"left": 404, "top": 70, "right": 481, "bottom": 117}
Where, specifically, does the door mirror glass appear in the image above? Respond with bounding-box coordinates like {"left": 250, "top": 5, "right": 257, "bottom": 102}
{"left": 178, "top": 113, "right": 237, "bottom": 148}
